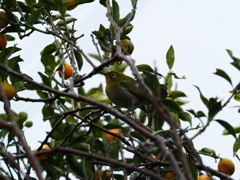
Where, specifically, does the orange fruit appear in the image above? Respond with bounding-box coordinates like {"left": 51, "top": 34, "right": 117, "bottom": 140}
{"left": 58, "top": 63, "right": 73, "bottom": 80}
{"left": 28, "top": 144, "right": 51, "bottom": 163}
{"left": 0, "top": 82, "right": 15, "bottom": 101}
{"left": 67, "top": 0, "right": 77, "bottom": 10}
{"left": 164, "top": 172, "right": 174, "bottom": 180}
{"left": 95, "top": 170, "right": 111, "bottom": 180}
{"left": 218, "top": 158, "right": 235, "bottom": 175}
{"left": 0, "top": 11, "right": 9, "bottom": 29}
{"left": 0, "top": 34, "right": 7, "bottom": 50}
{"left": 106, "top": 129, "right": 121, "bottom": 143}
{"left": 197, "top": 175, "right": 211, "bottom": 180}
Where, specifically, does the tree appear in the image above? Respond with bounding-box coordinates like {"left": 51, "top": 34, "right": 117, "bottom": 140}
{"left": 0, "top": 0, "right": 239, "bottom": 179}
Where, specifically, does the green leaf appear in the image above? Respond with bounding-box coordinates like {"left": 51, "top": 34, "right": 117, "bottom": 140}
{"left": 187, "top": 109, "right": 206, "bottom": 118}
{"left": 109, "top": 62, "right": 128, "bottom": 72}
{"left": 186, "top": 157, "right": 198, "bottom": 179}
{"left": 117, "top": 12, "right": 135, "bottom": 27}
{"left": 25, "top": 0, "right": 36, "bottom": 6}
{"left": 164, "top": 99, "right": 181, "bottom": 112}
{"left": 214, "top": 68, "right": 232, "bottom": 86}
{"left": 41, "top": 55, "right": 56, "bottom": 70}
{"left": 0, "top": 47, "right": 21, "bottom": 64}
{"left": 166, "top": 45, "right": 174, "bottom": 70}
{"left": 67, "top": 0, "right": 95, "bottom": 10}
{"left": 226, "top": 49, "right": 240, "bottom": 71}
{"left": 92, "top": 31, "right": 104, "bottom": 38}
{"left": 233, "top": 135, "right": 240, "bottom": 154}
{"left": 137, "top": 64, "right": 154, "bottom": 73}
{"left": 88, "top": 53, "right": 101, "bottom": 61}
{"left": 168, "top": 72, "right": 186, "bottom": 79}
{"left": 179, "top": 111, "right": 192, "bottom": 125}
{"left": 165, "top": 72, "right": 173, "bottom": 92}
{"left": 27, "top": 8, "right": 43, "bottom": 26}
{"left": 208, "top": 101, "right": 222, "bottom": 121}
{"left": 5, "top": 34, "right": 15, "bottom": 41}
{"left": 41, "top": 44, "right": 57, "bottom": 56}
{"left": 8, "top": 56, "right": 22, "bottom": 73}
{"left": 88, "top": 91, "right": 110, "bottom": 104}
{"left": 216, "top": 119, "right": 236, "bottom": 139}
{"left": 66, "top": 154, "right": 84, "bottom": 178}
{"left": 223, "top": 125, "right": 240, "bottom": 135}
{"left": 170, "top": 91, "right": 187, "bottom": 99}
{"left": 41, "top": 41, "right": 61, "bottom": 56}
{"left": 234, "top": 93, "right": 240, "bottom": 101}
{"left": 99, "top": 0, "right": 106, "bottom": 7}
{"left": 109, "top": 142, "right": 120, "bottom": 160}
{"left": 54, "top": 0, "right": 68, "bottom": 14}
{"left": 13, "top": 81, "right": 25, "bottom": 92}
{"left": 194, "top": 85, "right": 208, "bottom": 107}
{"left": 56, "top": 17, "right": 77, "bottom": 26}
{"left": 199, "top": 147, "right": 217, "bottom": 157}
{"left": 74, "top": 49, "right": 83, "bottom": 71}
{"left": 38, "top": 72, "right": 51, "bottom": 87}
{"left": 42, "top": 104, "right": 55, "bottom": 119}
{"left": 130, "top": 131, "right": 145, "bottom": 141}
{"left": 121, "top": 24, "right": 134, "bottom": 38}
{"left": 37, "top": 89, "right": 49, "bottom": 99}
{"left": 112, "top": 0, "right": 120, "bottom": 22}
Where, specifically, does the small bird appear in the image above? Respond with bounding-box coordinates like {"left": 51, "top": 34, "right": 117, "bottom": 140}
{"left": 104, "top": 71, "right": 147, "bottom": 109}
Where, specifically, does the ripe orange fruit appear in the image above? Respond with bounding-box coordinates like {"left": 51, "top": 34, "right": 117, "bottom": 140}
{"left": 0, "top": 11, "right": 9, "bottom": 29}
{"left": 0, "top": 34, "right": 7, "bottom": 50}
{"left": 28, "top": 144, "right": 51, "bottom": 163}
{"left": 58, "top": 63, "right": 73, "bottom": 80}
{"left": 164, "top": 172, "right": 174, "bottom": 180}
{"left": 218, "top": 158, "right": 235, "bottom": 175}
{"left": 106, "top": 129, "right": 121, "bottom": 143}
{"left": 0, "top": 82, "right": 15, "bottom": 101}
{"left": 197, "top": 175, "right": 211, "bottom": 180}
{"left": 67, "top": 0, "right": 77, "bottom": 10}
{"left": 95, "top": 170, "right": 111, "bottom": 180}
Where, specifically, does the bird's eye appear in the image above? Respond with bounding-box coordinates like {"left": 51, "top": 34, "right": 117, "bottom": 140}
{"left": 111, "top": 73, "right": 116, "bottom": 78}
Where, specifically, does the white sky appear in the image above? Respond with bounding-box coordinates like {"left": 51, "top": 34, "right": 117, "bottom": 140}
{"left": 1, "top": 0, "right": 240, "bottom": 179}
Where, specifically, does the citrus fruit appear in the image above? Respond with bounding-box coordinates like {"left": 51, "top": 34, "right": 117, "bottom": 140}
{"left": 95, "top": 170, "right": 111, "bottom": 180}
{"left": 19, "top": 112, "right": 28, "bottom": 121}
{"left": 24, "top": 121, "right": 33, "bottom": 128}
{"left": 106, "top": 129, "right": 121, "bottom": 143}
{"left": 29, "top": 144, "right": 51, "bottom": 163}
{"left": 0, "top": 11, "right": 9, "bottom": 29}
{"left": 164, "top": 172, "right": 174, "bottom": 180}
{"left": 197, "top": 175, "right": 211, "bottom": 180}
{"left": 218, "top": 158, "right": 235, "bottom": 175}
{"left": 58, "top": 63, "right": 73, "bottom": 80}
{"left": 0, "top": 82, "right": 15, "bottom": 101}
{"left": 0, "top": 34, "right": 7, "bottom": 50}
{"left": 120, "top": 39, "right": 134, "bottom": 55}
{"left": 67, "top": 0, "right": 77, "bottom": 10}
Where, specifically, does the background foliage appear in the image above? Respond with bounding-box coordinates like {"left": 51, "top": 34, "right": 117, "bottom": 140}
{"left": 0, "top": 0, "right": 239, "bottom": 179}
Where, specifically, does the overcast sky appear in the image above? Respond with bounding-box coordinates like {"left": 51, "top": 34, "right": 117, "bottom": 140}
{"left": 3, "top": 0, "right": 240, "bottom": 179}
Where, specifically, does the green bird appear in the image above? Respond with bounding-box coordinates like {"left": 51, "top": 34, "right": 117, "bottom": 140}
{"left": 104, "top": 71, "right": 148, "bottom": 109}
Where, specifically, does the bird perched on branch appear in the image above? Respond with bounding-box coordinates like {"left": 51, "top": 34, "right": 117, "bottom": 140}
{"left": 103, "top": 71, "right": 148, "bottom": 110}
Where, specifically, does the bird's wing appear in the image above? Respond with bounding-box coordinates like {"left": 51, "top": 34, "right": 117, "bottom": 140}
{"left": 120, "top": 80, "right": 147, "bottom": 99}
